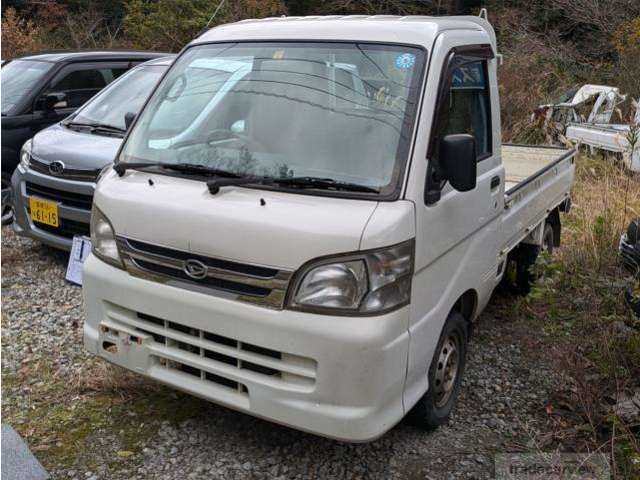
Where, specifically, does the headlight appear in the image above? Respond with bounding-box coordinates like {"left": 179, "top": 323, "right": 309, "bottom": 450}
{"left": 18, "top": 140, "right": 32, "bottom": 172}
{"left": 90, "top": 206, "right": 123, "bottom": 269}
{"left": 289, "top": 239, "right": 414, "bottom": 315}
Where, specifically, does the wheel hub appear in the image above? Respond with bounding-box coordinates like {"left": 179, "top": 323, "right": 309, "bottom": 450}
{"left": 433, "top": 335, "right": 460, "bottom": 408}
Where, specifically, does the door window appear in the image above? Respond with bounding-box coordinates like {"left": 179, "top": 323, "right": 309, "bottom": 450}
{"left": 45, "top": 66, "right": 129, "bottom": 109}
{"left": 433, "top": 59, "right": 492, "bottom": 160}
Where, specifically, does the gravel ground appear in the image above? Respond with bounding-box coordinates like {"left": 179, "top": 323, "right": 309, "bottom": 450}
{"left": 1, "top": 227, "right": 561, "bottom": 479}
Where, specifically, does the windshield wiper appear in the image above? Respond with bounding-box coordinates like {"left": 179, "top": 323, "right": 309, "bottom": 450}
{"left": 273, "top": 176, "right": 380, "bottom": 193}
{"left": 207, "top": 175, "right": 380, "bottom": 195}
{"left": 64, "top": 121, "right": 126, "bottom": 136}
{"left": 114, "top": 162, "right": 243, "bottom": 178}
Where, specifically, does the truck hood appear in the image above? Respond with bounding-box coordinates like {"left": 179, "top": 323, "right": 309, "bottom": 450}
{"left": 95, "top": 170, "right": 380, "bottom": 270}
{"left": 32, "top": 123, "right": 122, "bottom": 170}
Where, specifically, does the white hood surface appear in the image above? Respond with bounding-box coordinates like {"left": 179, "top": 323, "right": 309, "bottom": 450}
{"left": 96, "top": 170, "right": 381, "bottom": 270}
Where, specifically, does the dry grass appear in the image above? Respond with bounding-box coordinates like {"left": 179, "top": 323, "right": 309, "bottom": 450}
{"left": 562, "top": 153, "right": 640, "bottom": 272}
{"left": 511, "top": 152, "right": 640, "bottom": 478}
{"left": 69, "top": 359, "right": 161, "bottom": 401}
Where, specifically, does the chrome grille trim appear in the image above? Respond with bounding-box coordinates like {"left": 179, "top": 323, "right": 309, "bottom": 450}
{"left": 117, "top": 237, "right": 293, "bottom": 308}
{"left": 30, "top": 157, "right": 100, "bottom": 182}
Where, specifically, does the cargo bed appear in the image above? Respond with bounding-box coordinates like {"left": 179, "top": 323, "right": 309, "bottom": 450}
{"left": 503, "top": 144, "right": 575, "bottom": 195}
{"left": 500, "top": 144, "right": 576, "bottom": 255}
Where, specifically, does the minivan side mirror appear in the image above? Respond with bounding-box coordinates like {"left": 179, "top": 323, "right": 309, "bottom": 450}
{"left": 43, "top": 92, "right": 68, "bottom": 112}
{"left": 124, "top": 112, "right": 136, "bottom": 130}
{"left": 440, "top": 134, "right": 477, "bottom": 192}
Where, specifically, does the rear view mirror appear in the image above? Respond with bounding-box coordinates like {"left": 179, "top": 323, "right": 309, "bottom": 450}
{"left": 43, "top": 92, "right": 68, "bottom": 112}
{"left": 124, "top": 112, "right": 136, "bottom": 130}
{"left": 440, "top": 134, "right": 477, "bottom": 192}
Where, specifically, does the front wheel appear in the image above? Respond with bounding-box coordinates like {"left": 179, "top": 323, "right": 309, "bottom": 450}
{"left": 409, "top": 311, "right": 469, "bottom": 430}
{"left": 1, "top": 172, "right": 14, "bottom": 226}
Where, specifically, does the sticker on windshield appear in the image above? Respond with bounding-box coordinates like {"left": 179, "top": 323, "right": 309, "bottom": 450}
{"left": 395, "top": 53, "right": 416, "bottom": 69}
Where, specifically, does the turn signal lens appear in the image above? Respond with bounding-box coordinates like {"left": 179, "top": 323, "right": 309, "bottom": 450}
{"left": 90, "top": 206, "right": 123, "bottom": 269}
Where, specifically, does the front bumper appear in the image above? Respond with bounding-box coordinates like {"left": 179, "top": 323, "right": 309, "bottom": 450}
{"left": 83, "top": 254, "right": 410, "bottom": 442}
{"left": 11, "top": 166, "right": 94, "bottom": 250}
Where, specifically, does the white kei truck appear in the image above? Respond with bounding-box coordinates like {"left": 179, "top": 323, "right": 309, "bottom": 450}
{"left": 82, "top": 14, "right": 576, "bottom": 441}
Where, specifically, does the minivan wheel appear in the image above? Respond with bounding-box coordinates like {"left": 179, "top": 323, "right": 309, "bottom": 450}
{"left": 409, "top": 311, "right": 468, "bottom": 430}
{"left": 1, "top": 172, "right": 14, "bottom": 226}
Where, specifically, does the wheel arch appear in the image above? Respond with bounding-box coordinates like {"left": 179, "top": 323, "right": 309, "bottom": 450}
{"left": 450, "top": 289, "right": 478, "bottom": 324}
{"left": 547, "top": 207, "right": 561, "bottom": 247}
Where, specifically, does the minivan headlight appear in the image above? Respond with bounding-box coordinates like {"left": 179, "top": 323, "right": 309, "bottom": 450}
{"left": 18, "top": 140, "right": 32, "bottom": 172}
{"left": 90, "top": 206, "right": 123, "bottom": 269}
{"left": 289, "top": 239, "right": 414, "bottom": 315}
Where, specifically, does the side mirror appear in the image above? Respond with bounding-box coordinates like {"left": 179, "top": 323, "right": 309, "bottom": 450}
{"left": 43, "top": 92, "right": 68, "bottom": 112}
{"left": 124, "top": 112, "right": 136, "bottom": 130}
{"left": 440, "top": 134, "right": 477, "bottom": 192}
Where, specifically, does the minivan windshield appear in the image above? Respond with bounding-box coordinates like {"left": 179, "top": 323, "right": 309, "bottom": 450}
{"left": 119, "top": 42, "right": 425, "bottom": 196}
{"left": 71, "top": 64, "right": 167, "bottom": 132}
{"left": 1, "top": 60, "right": 54, "bottom": 114}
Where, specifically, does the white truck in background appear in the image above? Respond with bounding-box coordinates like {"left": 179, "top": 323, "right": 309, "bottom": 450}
{"left": 566, "top": 100, "right": 640, "bottom": 172}
{"left": 535, "top": 84, "right": 639, "bottom": 172}
{"left": 83, "top": 14, "right": 575, "bottom": 441}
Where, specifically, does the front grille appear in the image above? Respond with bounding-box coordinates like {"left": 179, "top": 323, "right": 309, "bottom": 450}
{"left": 30, "top": 158, "right": 100, "bottom": 182}
{"left": 102, "top": 307, "right": 317, "bottom": 395}
{"left": 133, "top": 258, "right": 271, "bottom": 297}
{"left": 26, "top": 182, "right": 93, "bottom": 210}
{"left": 33, "top": 218, "right": 90, "bottom": 239}
{"left": 117, "top": 237, "right": 293, "bottom": 309}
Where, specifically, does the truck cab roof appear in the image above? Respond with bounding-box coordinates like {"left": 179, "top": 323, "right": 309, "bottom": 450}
{"left": 195, "top": 15, "right": 497, "bottom": 51}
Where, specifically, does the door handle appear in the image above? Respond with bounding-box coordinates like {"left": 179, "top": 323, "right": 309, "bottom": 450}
{"left": 490, "top": 176, "right": 501, "bottom": 190}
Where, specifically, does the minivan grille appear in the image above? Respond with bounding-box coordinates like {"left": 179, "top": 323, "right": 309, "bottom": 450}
{"left": 26, "top": 182, "right": 93, "bottom": 210}
{"left": 117, "top": 237, "right": 293, "bottom": 309}
{"left": 33, "top": 218, "right": 90, "bottom": 239}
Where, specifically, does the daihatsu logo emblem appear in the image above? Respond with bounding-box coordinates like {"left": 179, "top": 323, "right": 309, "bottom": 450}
{"left": 49, "top": 161, "right": 65, "bottom": 175}
{"left": 183, "top": 259, "right": 207, "bottom": 280}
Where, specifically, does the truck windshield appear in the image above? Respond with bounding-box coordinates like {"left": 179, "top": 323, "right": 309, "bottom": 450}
{"left": 1, "top": 60, "right": 54, "bottom": 114}
{"left": 71, "top": 65, "right": 167, "bottom": 132}
{"left": 120, "top": 42, "right": 425, "bottom": 196}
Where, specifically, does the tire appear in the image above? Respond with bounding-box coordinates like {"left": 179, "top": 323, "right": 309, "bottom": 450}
{"left": 541, "top": 222, "right": 554, "bottom": 255}
{"left": 625, "top": 287, "right": 640, "bottom": 319}
{"left": 501, "top": 222, "right": 556, "bottom": 296}
{"left": 409, "top": 311, "right": 469, "bottom": 430}
{"left": 1, "top": 172, "right": 14, "bottom": 226}
{"left": 512, "top": 243, "right": 540, "bottom": 296}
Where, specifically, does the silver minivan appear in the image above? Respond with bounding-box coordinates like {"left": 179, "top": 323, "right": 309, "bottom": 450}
{"left": 11, "top": 55, "right": 175, "bottom": 249}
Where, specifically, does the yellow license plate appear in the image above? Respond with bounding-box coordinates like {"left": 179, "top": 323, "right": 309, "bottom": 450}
{"left": 29, "top": 197, "right": 59, "bottom": 227}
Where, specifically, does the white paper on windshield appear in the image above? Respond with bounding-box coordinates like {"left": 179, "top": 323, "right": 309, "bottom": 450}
{"left": 65, "top": 235, "right": 92, "bottom": 286}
